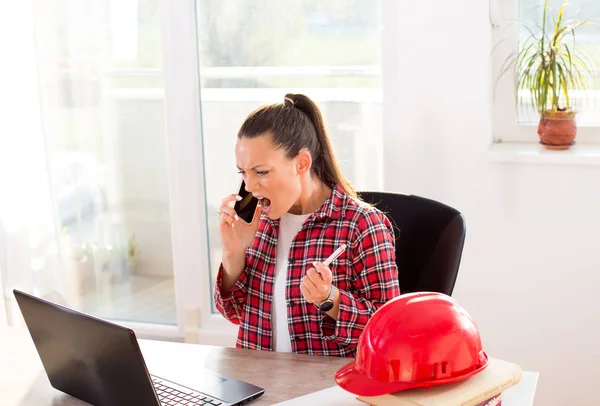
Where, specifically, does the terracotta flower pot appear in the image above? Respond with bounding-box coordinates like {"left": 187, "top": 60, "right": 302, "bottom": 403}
{"left": 537, "top": 109, "right": 577, "bottom": 150}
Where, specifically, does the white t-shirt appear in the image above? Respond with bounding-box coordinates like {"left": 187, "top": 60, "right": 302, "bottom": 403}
{"left": 272, "top": 212, "right": 311, "bottom": 352}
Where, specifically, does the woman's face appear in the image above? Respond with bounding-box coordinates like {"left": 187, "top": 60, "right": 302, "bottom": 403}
{"left": 235, "top": 134, "right": 305, "bottom": 220}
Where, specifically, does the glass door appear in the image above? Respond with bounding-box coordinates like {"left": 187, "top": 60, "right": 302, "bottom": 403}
{"left": 194, "top": 0, "right": 384, "bottom": 314}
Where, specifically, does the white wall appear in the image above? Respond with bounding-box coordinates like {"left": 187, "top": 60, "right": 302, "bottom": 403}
{"left": 383, "top": 1, "right": 600, "bottom": 405}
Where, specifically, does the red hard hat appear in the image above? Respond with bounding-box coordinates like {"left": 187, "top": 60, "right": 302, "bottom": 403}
{"left": 335, "top": 292, "right": 488, "bottom": 396}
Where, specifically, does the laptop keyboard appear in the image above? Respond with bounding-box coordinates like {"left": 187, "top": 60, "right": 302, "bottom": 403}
{"left": 152, "top": 376, "right": 223, "bottom": 406}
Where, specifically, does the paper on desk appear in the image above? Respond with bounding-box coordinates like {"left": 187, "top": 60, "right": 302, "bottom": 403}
{"left": 272, "top": 385, "right": 364, "bottom": 405}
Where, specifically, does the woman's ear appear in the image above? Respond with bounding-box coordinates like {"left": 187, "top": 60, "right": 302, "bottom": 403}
{"left": 296, "top": 150, "right": 312, "bottom": 175}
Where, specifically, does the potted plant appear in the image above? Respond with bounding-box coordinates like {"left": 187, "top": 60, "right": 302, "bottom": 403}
{"left": 68, "top": 242, "right": 97, "bottom": 294}
{"left": 127, "top": 234, "right": 140, "bottom": 274}
{"left": 66, "top": 234, "right": 140, "bottom": 287}
{"left": 497, "top": 0, "right": 600, "bottom": 149}
{"left": 99, "top": 234, "right": 140, "bottom": 283}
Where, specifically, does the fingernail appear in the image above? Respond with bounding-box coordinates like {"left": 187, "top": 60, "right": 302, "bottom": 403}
{"left": 312, "top": 261, "right": 317, "bottom": 267}
{"left": 235, "top": 195, "right": 242, "bottom": 201}
{"left": 231, "top": 222, "right": 234, "bottom": 228}
{"left": 235, "top": 215, "right": 240, "bottom": 221}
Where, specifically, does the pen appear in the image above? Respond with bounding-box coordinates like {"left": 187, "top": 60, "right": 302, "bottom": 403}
{"left": 314, "top": 243, "right": 347, "bottom": 273}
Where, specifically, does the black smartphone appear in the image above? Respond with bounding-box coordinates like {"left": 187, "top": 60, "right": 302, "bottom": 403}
{"left": 234, "top": 180, "right": 259, "bottom": 224}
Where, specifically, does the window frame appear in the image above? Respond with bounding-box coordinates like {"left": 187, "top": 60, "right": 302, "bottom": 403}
{"left": 490, "top": 0, "right": 600, "bottom": 144}
{"left": 160, "top": 0, "right": 393, "bottom": 344}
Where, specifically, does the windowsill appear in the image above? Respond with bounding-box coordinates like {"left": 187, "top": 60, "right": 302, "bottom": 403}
{"left": 488, "top": 142, "right": 600, "bottom": 165}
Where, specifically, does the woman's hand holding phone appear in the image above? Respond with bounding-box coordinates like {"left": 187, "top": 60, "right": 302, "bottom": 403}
{"left": 218, "top": 193, "right": 262, "bottom": 291}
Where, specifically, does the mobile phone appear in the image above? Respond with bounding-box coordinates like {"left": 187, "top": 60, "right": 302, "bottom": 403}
{"left": 234, "top": 180, "right": 259, "bottom": 224}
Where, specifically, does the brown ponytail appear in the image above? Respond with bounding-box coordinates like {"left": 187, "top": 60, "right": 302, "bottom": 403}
{"left": 238, "top": 93, "right": 357, "bottom": 198}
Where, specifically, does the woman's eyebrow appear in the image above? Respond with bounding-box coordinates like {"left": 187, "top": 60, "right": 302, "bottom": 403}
{"left": 236, "top": 164, "right": 269, "bottom": 171}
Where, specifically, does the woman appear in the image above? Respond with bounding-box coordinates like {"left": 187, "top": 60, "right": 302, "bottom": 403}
{"left": 215, "top": 93, "right": 400, "bottom": 358}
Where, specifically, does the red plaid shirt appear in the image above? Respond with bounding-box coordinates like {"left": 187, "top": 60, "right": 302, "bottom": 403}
{"left": 214, "top": 184, "right": 400, "bottom": 357}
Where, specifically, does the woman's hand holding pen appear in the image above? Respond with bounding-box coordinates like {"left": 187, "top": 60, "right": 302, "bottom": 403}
{"left": 300, "top": 244, "right": 346, "bottom": 306}
{"left": 301, "top": 262, "right": 333, "bottom": 305}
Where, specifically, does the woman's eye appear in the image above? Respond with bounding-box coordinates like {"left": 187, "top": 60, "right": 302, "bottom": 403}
{"left": 256, "top": 171, "right": 268, "bottom": 176}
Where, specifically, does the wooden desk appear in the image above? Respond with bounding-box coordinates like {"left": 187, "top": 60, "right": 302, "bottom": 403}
{"left": 1, "top": 328, "right": 538, "bottom": 406}
{"left": 1, "top": 328, "right": 348, "bottom": 406}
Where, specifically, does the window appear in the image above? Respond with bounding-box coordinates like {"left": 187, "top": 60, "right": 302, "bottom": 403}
{"left": 1, "top": 0, "right": 178, "bottom": 329}
{"left": 492, "top": 0, "right": 600, "bottom": 143}
{"left": 2, "top": 0, "right": 391, "bottom": 341}
{"left": 193, "top": 0, "right": 384, "bottom": 311}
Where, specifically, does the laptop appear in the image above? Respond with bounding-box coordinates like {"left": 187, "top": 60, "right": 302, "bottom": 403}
{"left": 13, "top": 289, "right": 265, "bottom": 406}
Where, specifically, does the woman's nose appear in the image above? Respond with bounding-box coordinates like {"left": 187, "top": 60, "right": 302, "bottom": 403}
{"left": 245, "top": 178, "right": 258, "bottom": 193}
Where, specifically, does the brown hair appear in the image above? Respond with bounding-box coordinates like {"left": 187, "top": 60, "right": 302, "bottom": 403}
{"left": 237, "top": 93, "right": 357, "bottom": 198}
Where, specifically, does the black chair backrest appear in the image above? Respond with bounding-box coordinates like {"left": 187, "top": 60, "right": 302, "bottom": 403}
{"left": 358, "top": 191, "right": 466, "bottom": 296}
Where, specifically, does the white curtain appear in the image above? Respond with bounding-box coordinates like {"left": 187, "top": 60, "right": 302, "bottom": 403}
{"left": 0, "top": 0, "right": 65, "bottom": 326}
{"left": 0, "top": 0, "right": 125, "bottom": 326}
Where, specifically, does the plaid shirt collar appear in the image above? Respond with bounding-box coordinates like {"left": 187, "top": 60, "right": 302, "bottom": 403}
{"left": 315, "top": 184, "right": 346, "bottom": 220}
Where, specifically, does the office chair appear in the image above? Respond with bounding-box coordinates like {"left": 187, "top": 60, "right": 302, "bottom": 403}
{"left": 358, "top": 191, "right": 466, "bottom": 296}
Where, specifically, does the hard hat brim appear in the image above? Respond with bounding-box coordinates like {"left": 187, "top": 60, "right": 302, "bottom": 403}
{"left": 335, "top": 352, "right": 490, "bottom": 397}
{"left": 335, "top": 360, "right": 417, "bottom": 396}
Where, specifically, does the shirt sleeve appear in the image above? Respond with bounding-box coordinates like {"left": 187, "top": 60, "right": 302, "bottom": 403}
{"left": 321, "top": 210, "right": 400, "bottom": 346}
{"left": 214, "top": 263, "right": 250, "bottom": 325}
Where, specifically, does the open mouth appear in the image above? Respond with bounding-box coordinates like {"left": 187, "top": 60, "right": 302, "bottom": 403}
{"left": 258, "top": 197, "right": 272, "bottom": 212}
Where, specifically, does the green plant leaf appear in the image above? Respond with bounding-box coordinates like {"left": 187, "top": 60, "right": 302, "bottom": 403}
{"left": 556, "top": 62, "right": 569, "bottom": 107}
{"left": 541, "top": 0, "right": 550, "bottom": 57}
{"left": 497, "top": 0, "right": 599, "bottom": 116}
